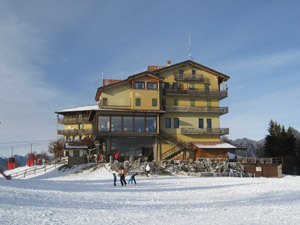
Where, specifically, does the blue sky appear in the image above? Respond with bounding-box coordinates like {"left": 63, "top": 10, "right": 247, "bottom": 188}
{"left": 0, "top": 0, "right": 300, "bottom": 157}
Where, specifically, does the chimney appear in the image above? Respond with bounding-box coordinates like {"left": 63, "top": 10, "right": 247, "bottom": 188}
{"left": 167, "top": 60, "right": 171, "bottom": 66}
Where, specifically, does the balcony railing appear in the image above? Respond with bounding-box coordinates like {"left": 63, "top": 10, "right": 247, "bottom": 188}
{"left": 174, "top": 73, "right": 204, "bottom": 81}
{"left": 57, "top": 118, "right": 90, "bottom": 124}
{"left": 181, "top": 128, "right": 229, "bottom": 135}
{"left": 164, "top": 89, "right": 228, "bottom": 99}
{"left": 57, "top": 129, "right": 93, "bottom": 136}
{"left": 165, "top": 106, "right": 228, "bottom": 115}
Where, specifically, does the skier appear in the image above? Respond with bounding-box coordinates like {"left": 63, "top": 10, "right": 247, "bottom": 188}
{"left": 119, "top": 166, "right": 127, "bottom": 186}
{"left": 145, "top": 164, "right": 151, "bottom": 177}
{"left": 128, "top": 172, "right": 138, "bottom": 185}
{"left": 113, "top": 173, "right": 117, "bottom": 186}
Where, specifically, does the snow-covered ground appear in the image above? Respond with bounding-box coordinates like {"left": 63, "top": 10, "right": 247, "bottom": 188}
{"left": 1, "top": 164, "right": 300, "bottom": 225}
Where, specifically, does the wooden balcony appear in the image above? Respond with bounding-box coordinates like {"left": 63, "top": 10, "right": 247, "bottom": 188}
{"left": 174, "top": 73, "right": 204, "bottom": 81}
{"left": 165, "top": 106, "right": 228, "bottom": 115}
{"left": 181, "top": 128, "right": 229, "bottom": 135}
{"left": 164, "top": 89, "right": 228, "bottom": 99}
{"left": 57, "top": 117, "right": 90, "bottom": 124}
{"left": 57, "top": 129, "right": 93, "bottom": 136}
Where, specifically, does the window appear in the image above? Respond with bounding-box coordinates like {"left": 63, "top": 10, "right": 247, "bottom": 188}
{"left": 147, "top": 82, "right": 157, "bottom": 89}
{"left": 146, "top": 117, "right": 156, "bottom": 132}
{"left": 102, "top": 98, "right": 108, "bottom": 106}
{"left": 111, "top": 116, "right": 122, "bottom": 132}
{"left": 165, "top": 118, "right": 171, "bottom": 128}
{"left": 174, "top": 118, "right": 179, "bottom": 129}
{"left": 123, "top": 116, "right": 133, "bottom": 132}
{"left": 98, "top": 116, "right": 110, "bottom": 131}
{"left": 135, "top": 117, "right": 145, "bottom": 132}
{"left": 152, "top": 98, "right": 157, "bottom": 107}
{"left": 207, "top": 119, "right": 212, "bottom": 128}
{"left": 79, "top": 136, "right": 82, "bottom": 141}
{"left": 192, "top": 70, "right": 196, "bottom": 78}
{"left": 78, "top": 124, "right": 84, "bottom": 129}
{"left": 135, "top": 98, "right": 141, "bottom": 106}
{"left": 79, "top": 114, "right": 82, "bottom": 120}
{"left": 179, "top": 69, "right": 184, "bottom": 77}
{"left": 164, "top": 82, "right": 170, "bottom": 89}
{"left": 190, "top": 99, "right": 195, "bottom": 107}
{"left": 173, "top": 83, "right": 178, "bottom": 90}
{"left": 199, "top": 119, "right": 204, "bottom": 128}
{"left": 135, "top": 82, "right": 145, "bottom": 89}
{"left": 205, "top": 84, "right": 210, "bottom": 92}
{"left": 174, "top": 98, "right": 179, "bottom": 106}
{"left": 162, "top": 98, "right": 166, "bottom": 106}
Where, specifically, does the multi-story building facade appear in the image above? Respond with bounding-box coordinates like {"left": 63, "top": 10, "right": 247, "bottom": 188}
{"left": 56, "top": 60, "right": 233, "bottom": 162}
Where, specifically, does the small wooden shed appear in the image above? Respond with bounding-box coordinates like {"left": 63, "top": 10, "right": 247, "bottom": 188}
{"left": 64, "top": 144, "right": 89, "bottom": 165}
{"left": 243, "top": 163, "right": 282, "bottom": 178}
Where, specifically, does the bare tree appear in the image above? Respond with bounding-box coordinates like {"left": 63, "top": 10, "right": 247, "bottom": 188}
{"left": 48, "top": 140, "right": 64, "bottom": 159}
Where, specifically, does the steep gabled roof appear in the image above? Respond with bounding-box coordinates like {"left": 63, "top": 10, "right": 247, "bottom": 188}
{"left": 95, "top": 71, "right": 163, "bottom": 101}
{"left": 151, "top": 60, "right": 230, "bottom": 81}
{"left": 147, "top": 65, "right": 165, "bottom": 71}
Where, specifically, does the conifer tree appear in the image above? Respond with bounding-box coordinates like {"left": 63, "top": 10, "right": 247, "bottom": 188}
{"left": 264, "top": 120, "right": 297, "bottom": 174}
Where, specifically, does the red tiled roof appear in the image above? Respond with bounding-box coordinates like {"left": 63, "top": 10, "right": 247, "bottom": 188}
{"left": 147, "top": 65, "right": 165, "bottom": 72}
{"left": 103, "top": 79, "right": 122, "bottom": 86}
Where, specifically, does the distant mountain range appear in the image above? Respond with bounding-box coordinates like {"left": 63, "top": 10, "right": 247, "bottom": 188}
{"left": 230, "top": 127, "right": 300, "bottom": 157}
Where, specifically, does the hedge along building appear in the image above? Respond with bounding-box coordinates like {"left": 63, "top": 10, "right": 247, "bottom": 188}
{"left": 55, "top": 60, "right": 234, "bottom": 162}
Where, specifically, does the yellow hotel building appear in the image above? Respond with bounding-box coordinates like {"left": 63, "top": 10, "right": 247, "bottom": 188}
{"left": 56, "top": 60, "right": 233, "bottom": 161}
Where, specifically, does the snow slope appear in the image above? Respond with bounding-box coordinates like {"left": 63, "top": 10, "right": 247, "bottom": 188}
{"left": 0, "top": 164, "right": 300, "bottom": 225}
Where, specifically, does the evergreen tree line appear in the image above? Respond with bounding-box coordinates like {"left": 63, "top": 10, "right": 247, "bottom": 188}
{"left": 264, "top": 120, "right": 300, "bottom": 174}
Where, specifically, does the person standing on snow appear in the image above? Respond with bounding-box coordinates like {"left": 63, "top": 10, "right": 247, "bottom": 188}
{"left": 145, "top": 164, "right": 151, "bottom": 177}
{"left": 119, "top": 166, "right": 127, "bottom": 186}
{"left": 115, "top": 152, "right": 119, "bottom": 161}
{"left": 113, "top": 173, "right": 117, "bottom": 186}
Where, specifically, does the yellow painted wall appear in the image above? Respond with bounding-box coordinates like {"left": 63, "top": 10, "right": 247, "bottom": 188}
{"left": 160, "top": 113, "right": 220, "bottom": 133}
{"left": 132, "top": 89, "right": 160, "bottom": 110}
{"left": 100, "top": 83, "right": 131, "bottom": 108}
{"left": 159, "top": 65, "right": 220, "bottom": 91}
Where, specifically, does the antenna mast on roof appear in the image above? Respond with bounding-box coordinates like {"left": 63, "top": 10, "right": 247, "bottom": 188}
{"left": 188, "top": 33, "right": 193, "bottom": 61}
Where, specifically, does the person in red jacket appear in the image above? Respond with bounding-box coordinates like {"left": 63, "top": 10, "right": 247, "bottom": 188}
{"left": 115, "top": 152, "right": 119, "bottom": 161}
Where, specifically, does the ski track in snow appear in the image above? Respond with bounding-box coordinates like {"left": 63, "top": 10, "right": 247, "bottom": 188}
{"left": 0, "top": 164, "right": 300, "bottom": 225}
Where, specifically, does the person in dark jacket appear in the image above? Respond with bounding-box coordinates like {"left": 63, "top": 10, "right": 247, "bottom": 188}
{"left": 128, "top": 172, "right": 138, "bottom": 185}
{"left": 119, "top": 166, "right": 127, "bottom": 186}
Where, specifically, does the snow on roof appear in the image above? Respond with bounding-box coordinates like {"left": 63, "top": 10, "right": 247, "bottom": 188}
{"left": 64, "top": 144, "right": 88, "bottom": 149}
{"left": 194, "top": 142, "right": 236, "bottom": 149}
{"left": 56, "top": 105, "right": 99, "bottom": 113}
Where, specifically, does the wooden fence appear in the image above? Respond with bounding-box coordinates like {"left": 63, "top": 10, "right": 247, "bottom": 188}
{"left": 9, "top": 158, "right": 67, "bottom": 179}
